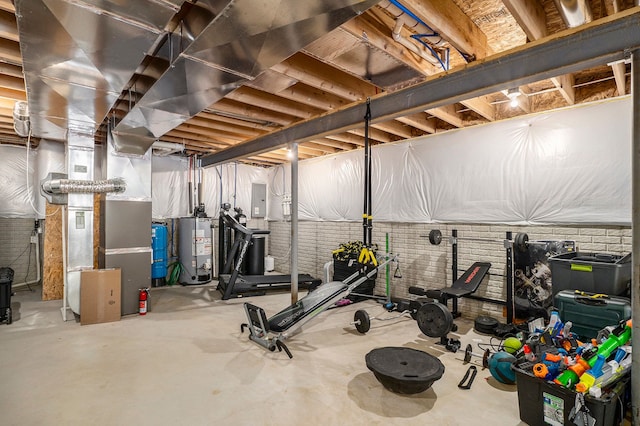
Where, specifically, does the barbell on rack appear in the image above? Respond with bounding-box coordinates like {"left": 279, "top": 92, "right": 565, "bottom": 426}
{"left": 426, "top": 229, "right": 531, "bottom": 252}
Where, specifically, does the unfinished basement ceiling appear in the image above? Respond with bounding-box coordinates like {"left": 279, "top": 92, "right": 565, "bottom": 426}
{"left": 1, "top": 0, "right": 638, "bottom": 166}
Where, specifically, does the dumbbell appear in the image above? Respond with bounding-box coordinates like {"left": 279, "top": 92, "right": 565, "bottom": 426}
{"left": 458, "top": 344, "right": 491, "bottom": 368}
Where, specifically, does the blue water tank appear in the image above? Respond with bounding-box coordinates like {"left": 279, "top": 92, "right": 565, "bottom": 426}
{"left": 151, "top": 223, "right": 168, "bottom": 287}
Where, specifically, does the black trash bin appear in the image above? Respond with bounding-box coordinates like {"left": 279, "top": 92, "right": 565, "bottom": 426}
{"left": 0, "top": 267, "right": 14, "bottom": 324}
{"left": 246, "top": 234, "right": 266, "bottom": 275}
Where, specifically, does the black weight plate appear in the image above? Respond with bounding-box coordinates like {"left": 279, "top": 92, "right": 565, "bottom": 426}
{"left": 428, "top": 229, "right": 443, "bottom": 245}
{"left": 416, "top": 302, "right": 453, "bottom": 338}
{"left": 514, "top": 232, "right": 528, "bottom": 252}
{"left": 474, "top": 315, "right": 499, "bottom": 335}
{"left": 354, "top": 309, "right": 370, "bottom": 334}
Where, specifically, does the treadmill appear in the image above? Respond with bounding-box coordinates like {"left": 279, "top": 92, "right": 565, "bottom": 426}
{"left": 217, "top": 211, "right": 321, "bottom": 300}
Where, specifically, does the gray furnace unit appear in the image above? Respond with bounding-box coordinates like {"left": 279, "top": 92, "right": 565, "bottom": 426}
{"left": 178, "top": 217, "right": 213, "bottom": 285}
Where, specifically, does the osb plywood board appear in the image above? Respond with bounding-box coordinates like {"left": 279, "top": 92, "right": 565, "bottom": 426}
{"left": 42, "top": 202, "right": 63, "bottom": 301}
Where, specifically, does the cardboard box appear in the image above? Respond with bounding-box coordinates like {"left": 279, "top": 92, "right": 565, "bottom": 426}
{"left": 80, "top": 269, "right": 121, "bottom": 325}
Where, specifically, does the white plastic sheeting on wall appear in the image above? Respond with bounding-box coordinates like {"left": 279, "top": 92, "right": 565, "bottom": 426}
{"left": 201, "top": 163, "right": 269, "bottom": 218}
{"left": 152, "top": 156, "right": 189, "bottom": 219}
{"left": 151, "top": 159, "right": 269, "bottom": 219}
{"left": 267, "top": 98, "right": 632, "bottom": 225}
{"left": 0, "top": 145, "right": 34, "bottom": 218}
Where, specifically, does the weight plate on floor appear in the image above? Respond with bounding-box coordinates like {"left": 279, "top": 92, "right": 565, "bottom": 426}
{"left": 428, "top": 229, "right": 443, "bottom": 245}
{"left": 354, "top": 309, "right": 370, "bottom": 334}
{"left": 416, "top": 302, "right": 453, "bottom": 338}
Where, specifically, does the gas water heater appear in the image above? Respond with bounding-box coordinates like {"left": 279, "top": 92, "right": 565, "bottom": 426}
{"left": 178, "top": 216, "right": 213, "bottom": 285}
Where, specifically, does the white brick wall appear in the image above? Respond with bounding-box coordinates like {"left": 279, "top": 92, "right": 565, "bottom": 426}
{"left": 267, "top": 221, "right": 632, "bottom": 321}
{"left": 0, "top": 218, "right": 40, "bottom": 286}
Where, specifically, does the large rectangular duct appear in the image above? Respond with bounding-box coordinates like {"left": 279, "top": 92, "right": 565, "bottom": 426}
{"left": 99, "top": 129, "right": 152, "bottom": 316}
{"left": 14, "top": 0, "right": 186, "bottom": 140}
{"left": 64, "top": 131, "right": 94, "bottom": 314}
{"left": 112, "top": 0, "right": 379, "bottom": 154}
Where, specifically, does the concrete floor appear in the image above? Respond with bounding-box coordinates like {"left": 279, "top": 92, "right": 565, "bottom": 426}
{"left": 1, "top": 283, "right": 526, "bottom": 426}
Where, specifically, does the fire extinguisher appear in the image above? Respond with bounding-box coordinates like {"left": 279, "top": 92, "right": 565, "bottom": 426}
{"left": 139, "top": 288, "right": 149, "bottom": 315}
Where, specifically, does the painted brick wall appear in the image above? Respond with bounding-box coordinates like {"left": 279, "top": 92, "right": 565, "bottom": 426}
{"left": 0, "top": 218, "right": 40, "bottom": 286}
{"left": 267, "top": 221, "right": 631, "bottom": 321}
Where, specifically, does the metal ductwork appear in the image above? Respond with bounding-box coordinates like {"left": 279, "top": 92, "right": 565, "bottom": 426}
{"left": 14, "top": 0, "right": 188, "bottom": 140}
{"left": 553, "top": 0, "right": 593, "bottom": 28}
{"left": 111, "top": 0, "right": 380, "bottom": 155}
{"left": 16, "top": 0, "right": 379, "bottom": 155}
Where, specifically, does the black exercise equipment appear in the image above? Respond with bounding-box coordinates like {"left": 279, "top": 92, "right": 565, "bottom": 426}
{"left": 427, "top": 229, "right": 530, "bottom": 252}
{"left": 457, "top": 366, "right": 477, "bottom": 390}
{"left": 425, "top": 229, "right": 516, "bottom": 323}
{"left": 351, "top": 300, "right": 421, "bottom": 334}
{"left": 365, "top": 347, "right": 445, "bottom": 394}
{"left": 241, "top": 253, "right": 399, "bottom": 358}
{"left": 217, "top": 210, "right": 321, "bottom": 300}
{"left": 409, "top": 261, "right": 491, "bottom": 352}
{"left": 474, "top": 315, "right": 500, "bottom": 334}
{"left": 461, "top": 344, "right": 491, "bottom": 368}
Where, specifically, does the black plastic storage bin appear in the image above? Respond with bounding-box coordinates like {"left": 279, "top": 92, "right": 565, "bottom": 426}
{"left": 0, "top": 267, "right": 14, "bottom": 324}
{"left": 548, "top": 252, "right": 631, "bottom": 297}
{"left": 513, "top": 360, "right": 627, "bottom": 426}
{"left": 333, "top": 258, "right": 377, "bottom": 302}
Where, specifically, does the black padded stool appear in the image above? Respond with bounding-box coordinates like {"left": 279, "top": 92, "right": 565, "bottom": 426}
{"left": 365, "top": 347, "right": 445, "bottom": 394}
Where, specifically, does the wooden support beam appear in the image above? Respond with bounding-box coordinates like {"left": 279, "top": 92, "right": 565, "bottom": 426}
{"left": 302, "top": 141, "right": 339, "bottom": 154}
{"left": 0, "top": 10, "right": 18, "bottom": 42}
{"left": 502, "top": 0, "right": 547, "bottom": 40}
{"left": 211, "top": 99, "right": 298, "bottom": 127}
{"left": 396, "top": 113, "right": 437, "bottom": 133}
{"left": 0, "top": 62, "right": 22, "bottom": 79}
{"left": 0, "top": 38, "right": 21, "bottom": 65}
{"left": 0, "top": 74, "right": 24, "bottom": 92}
{"left": 349, "top": 127, "right": 396, "bottom": 143}
{"left": 276, "top": 82, "right": 351, "bottom": 111}
{"left": 460, "top": 96, "right": 495, "bottom": 121}
{"left": 611, "top": 61, "right": 627, "bottom": 95}
{"left": 404, "top": 0, "right": 490, "bottom": 59}
{"left": 272, "top": 52, "right": 378, "bottom": 102}
{"left": 340, "top": 12, "right": 438, "bottom": 76}
{"left": 304, "top": 29, "right": 361, "bottom": 62}
{"left": 426, "top": 105, "right": 463, "bottom": 127}
{"left": 310, "top": 137, "right": 356, "bottom": 150}
{"left": 0, "top": 0, "right": 13, "bottom": 13}
{"left": 372, "top": 120, "right": 414, "bottom": 138}
{"left": 187, "top": 116, "right": 265, "bottom": 138}
{"left": 504, "top": 0, "right": 575, "bottom": 105}
{"left": 226, "top": 86, "right": 325, "bottom": 120}
{"left": 552, "top": 73, "right": 575, "bottom": 105}
{"left": 326, "top": 132, "right": 366, "bottom": 146}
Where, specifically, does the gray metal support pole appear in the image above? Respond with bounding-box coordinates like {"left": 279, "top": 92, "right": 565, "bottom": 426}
{"left": 631, "top": 49, "right": 640, "bottom": 424}
{"left": 290, "top": 143, "right": 299, "bottom": 304}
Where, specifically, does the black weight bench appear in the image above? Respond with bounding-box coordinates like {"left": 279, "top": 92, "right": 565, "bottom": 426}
{"left": 409, "top": 261, "right": 491, "bottom": 317}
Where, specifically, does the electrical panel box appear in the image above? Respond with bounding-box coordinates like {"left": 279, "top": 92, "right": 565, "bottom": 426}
{"left": 251, "top": 183, "right": 267, "bottom": 218}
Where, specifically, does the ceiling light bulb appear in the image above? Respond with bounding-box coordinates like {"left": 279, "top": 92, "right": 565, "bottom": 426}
{"left": 286, "top": 148, "right": 293, "bottom": 159}
{"left": 510, "top": 97, "right": 519, "bottom": 107}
